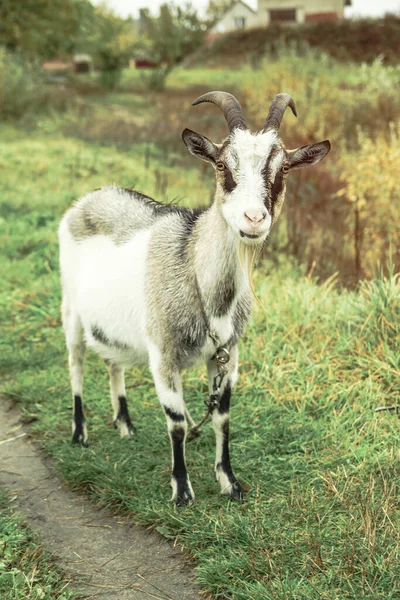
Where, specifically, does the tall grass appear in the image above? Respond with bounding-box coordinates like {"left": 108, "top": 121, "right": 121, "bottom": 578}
{"left": 243, "top": 50, "right": 400, "bottom": 283}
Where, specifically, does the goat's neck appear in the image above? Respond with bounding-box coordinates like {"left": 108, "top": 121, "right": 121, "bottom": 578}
{"left": 193, "top": 202, "right": 249, "bottom": 307}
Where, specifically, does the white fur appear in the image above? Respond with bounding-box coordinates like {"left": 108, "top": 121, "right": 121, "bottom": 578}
{"left": 60, "top": 221, "right": 150, "bottom": 366}
{"left": 221, "top": 129, "right": 283, "bottom": 241}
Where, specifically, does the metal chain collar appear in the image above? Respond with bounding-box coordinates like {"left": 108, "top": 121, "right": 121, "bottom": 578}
{"left": 187, "top": 280, "right": 231, "bottom": 441}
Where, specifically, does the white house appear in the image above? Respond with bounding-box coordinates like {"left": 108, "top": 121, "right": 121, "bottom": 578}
{"left": 258, "top": 0, "right": 351, "bottom": 25}
{"left": 209, "top": 0, "right": 351, "bottom": 35}
{"left": 209, "top": 1, "right": 259, "bottom": 35}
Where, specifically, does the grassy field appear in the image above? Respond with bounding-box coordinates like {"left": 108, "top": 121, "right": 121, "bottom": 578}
{"left": 0, "top": 489, "right": 73, "bottom": 599}
{"left": 1, "top": 59, "right": 400, "bottom": 599}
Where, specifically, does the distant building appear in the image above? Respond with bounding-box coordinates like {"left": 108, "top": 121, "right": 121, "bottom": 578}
{"left": 258, "top": 0, "right": 351, "bottom": 25}
{"left": 73, "top": 54, "right": 93, "bottom": 74}
{"left": 42, "top": 59, "right": 69, "bottom": 73}
{"left": 209, "top": 1, "right": 259, "bottom": 36}
{"left": 209, "top": 0, "right": 351, "bottom": 37}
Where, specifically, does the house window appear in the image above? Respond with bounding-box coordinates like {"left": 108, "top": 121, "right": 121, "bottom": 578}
{"left": 269, "top": 9, "right": 297, "bottom": 22}
{"left": 234, "top": 16, "right": 246, "bottom": 28}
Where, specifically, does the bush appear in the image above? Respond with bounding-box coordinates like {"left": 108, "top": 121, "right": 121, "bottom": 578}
{"left": 198, "top": 17, "right": 400, "bottom": 67}
{"left": 337, "top": 125, "right": 400, "bottom": 279}
{"left": 244, "top": 50, "right": 400, "bottom": 148}
{"left": 0, "top": 49, "right": 70, "bottom": 121}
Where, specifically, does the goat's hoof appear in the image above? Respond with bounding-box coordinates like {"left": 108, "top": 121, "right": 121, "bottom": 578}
{"left": 71, "top": 433, "right": 89, "bottom": 448}
{"left": 123, "top": 427, "right": 136, "bottom": 440}
{"left": 172, "top": 477, "right": 195, "bottom": 506}
{"left": 176, "top": 494, "right": 194, "bottom": 507}
{"left": 229, "top": 481, "right": 244, "bottom": 501}
{"left": 113, "top": 420, "right": 136, "bottom": 440}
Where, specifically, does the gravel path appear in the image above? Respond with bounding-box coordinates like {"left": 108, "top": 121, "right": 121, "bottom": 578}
{"left": 0, "top": 401, "right": 203, "bottom": 600}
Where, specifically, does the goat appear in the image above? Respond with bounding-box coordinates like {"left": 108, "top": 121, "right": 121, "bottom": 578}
{"left": 59, "top": 92, "right": 330, "bottom": 505}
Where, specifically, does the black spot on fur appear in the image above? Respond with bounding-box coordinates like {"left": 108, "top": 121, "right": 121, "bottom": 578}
{"left": 171, "top": 427, "right": 186, "bottom": 479}
{"left": 222, "top": 167, "right": 237, "bottom": 194}
{"left": 164, "top": 406, "right": 185, "bottom": 422}
{"left": 115, "top": 395, "right": 135, "bottom": 434}
{"left": 170, "top": 427, "right": 193, "bottom": 504}
{"left": 212, "top": 274, "right": 236, "bottom": 317}
{"left": 218, "top": 382, "right": 231, "bottom": 414}
{"left": 178, "top": 316, "right": 207, "bottom": 356}
{"left": 270, "top": 171, "right": 285, "bottom": 220}
{"left": 91, "top": 325, "right": 130, "bottom": 351}
{"left": 72, "top": 395, "right": 88, "bottom": 447}
{"left": 167, "top": 375, "right": 177, "bottom": 393}
{"left": 177, "top": 208, "right": 205, "bottom": 260}
{"left": 83, "top": 211, "right": 97, "bottom": 234}
{"left": 226, "top": 294, "right": 252, "bottom": 348}
{"left": 261, "top": 145, "right": 281, "bottom": 211}
{"left": 124, "top": 189, "right": 205, "bottom": 222}
{"left": 216, "top": 419, "right": 243, "bottom": 499}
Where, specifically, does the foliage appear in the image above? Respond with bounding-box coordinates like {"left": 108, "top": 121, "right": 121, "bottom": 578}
{"left": 0, "top": 49, "right": 70, "bottom": 121}
{"left": 0, "top": 490, "right": 73, "bottom": 599}
{"left": 194, "top": 16, "right": 400, "bottom": 67}
{"left": 82, "top": 4, "right": 138, "bottom": 90}
{"left": 140, "top": 3, "right": 205, "bottom": 68}
{"left": 337, "top": 126, "right": 400, "bottom": 279}
{"left": 0, "top": 0, "right": 94, "bottom": 59}
{"left": 141, "top": 65, "right": 171, "bottom": 92}
{"left": 205, "top": 0, "right": 234, "bottom": 25}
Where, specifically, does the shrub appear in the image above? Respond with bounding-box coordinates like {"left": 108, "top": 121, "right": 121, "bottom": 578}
{"left": 198, "top": 17, "right": 400, "bottom": 67}
{"left": 142, "top": 65, "right": 171, "bottom": 92}
{"left": 337, "top": 125, "right": 400, "bottom": 280}
{"left": 0, "top": 49, "right": 70, "bottom": 120}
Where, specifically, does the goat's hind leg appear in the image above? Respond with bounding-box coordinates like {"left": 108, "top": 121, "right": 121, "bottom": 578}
{"left": 108, "top": 363, "right": 135, "bottom": 439}
{"left": 62, "top": 299, "right": 88, "bottom": 447}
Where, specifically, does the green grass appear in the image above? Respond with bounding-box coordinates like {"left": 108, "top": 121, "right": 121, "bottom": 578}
{"left": 0, "top": 489, "right": 73, "bottom": 599}
{"left": 1, "top": 118, "right": 399, "bottom": 599}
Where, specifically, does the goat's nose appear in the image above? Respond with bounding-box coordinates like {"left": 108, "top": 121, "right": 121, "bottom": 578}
{"left": 244, "top": 209, "right": 267, "bottom": 225}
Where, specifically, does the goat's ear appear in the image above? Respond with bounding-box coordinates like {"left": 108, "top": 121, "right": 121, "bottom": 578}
{"left": 182, "top": 128, "right": 218, "bottom": 164}
{"left": 287, "top": 140, "right": 331, "bottom": 170}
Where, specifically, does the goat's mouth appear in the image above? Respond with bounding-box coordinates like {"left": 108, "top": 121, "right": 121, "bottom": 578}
{"left": 239, "top": 230, "right": 263, "bottom": 240}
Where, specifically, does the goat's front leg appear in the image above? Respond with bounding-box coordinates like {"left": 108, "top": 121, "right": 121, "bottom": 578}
{"left": 207, "top": 345, "right": 243, "bottom": 500}
{"left": 149, "top": 345, "right": 194, "bottom": 505}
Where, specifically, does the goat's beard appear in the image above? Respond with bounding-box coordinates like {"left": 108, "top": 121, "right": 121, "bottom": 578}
{"left": 237, "top": 239, "right": 262, "bottom": 292}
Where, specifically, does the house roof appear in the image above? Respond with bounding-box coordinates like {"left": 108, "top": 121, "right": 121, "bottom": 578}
{"left": 214, "top": 0, "right": 257, "bottom": 24}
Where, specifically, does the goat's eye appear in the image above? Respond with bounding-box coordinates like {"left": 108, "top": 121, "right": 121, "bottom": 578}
{"left": 216, "top": 162, "right": 225, "bottom": 171}
{"left": 281, "top": 164, "right": 290, "bottom": 174}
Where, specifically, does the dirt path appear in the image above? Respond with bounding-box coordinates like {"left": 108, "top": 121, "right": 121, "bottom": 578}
{"left": 0, "top": 401, "right": 203, "bottom": 600}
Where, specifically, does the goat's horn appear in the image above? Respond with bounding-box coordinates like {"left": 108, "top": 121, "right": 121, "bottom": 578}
{"left": 263, "top": 93, "right": 297, "bottom": 131}
{"left": 192, "top": 91, "right": 247, "bottom": 132}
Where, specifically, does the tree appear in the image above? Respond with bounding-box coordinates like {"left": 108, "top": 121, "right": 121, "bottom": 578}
{"left": 83, "top": 3, "right": 137, "bottom": 88}
{"left": 140, "top": 3, "right": 205, "bottom": 67}
{"left": 0, "top": 0, "right": 95, "bottom": 59}
{"left": 205, "top": 0, "right": 234, "bottom": 25}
